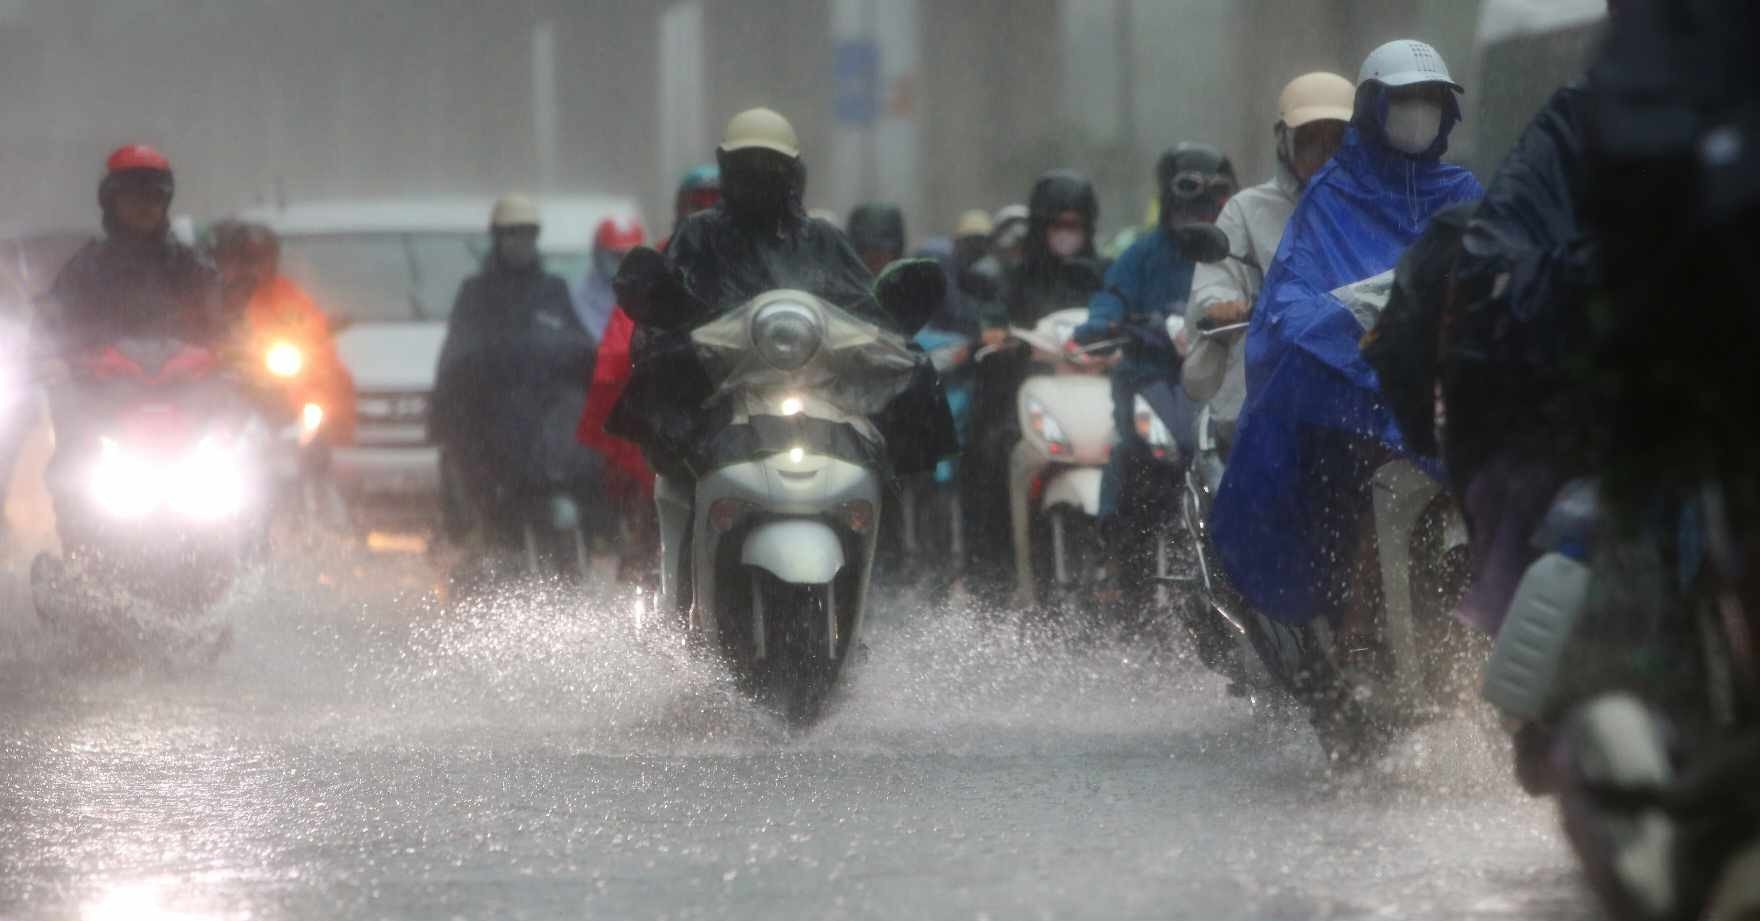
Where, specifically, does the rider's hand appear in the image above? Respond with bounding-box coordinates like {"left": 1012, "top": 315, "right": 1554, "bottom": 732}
{"left": 981, "top": 327, "right": 1008, "bottom": 349}
{"left": 1173, "top": 326, "right": 1191, "bottom": 356}
{"left": 1204, "top": 299, "right": 1251, "bottom": 326}
{"left": 1062, "top": 338, "right": 1098, "bottom": 367}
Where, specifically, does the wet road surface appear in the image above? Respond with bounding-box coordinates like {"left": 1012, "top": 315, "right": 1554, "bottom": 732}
{"left": 0, "top": 550, "right": 1592, "bottom": 921}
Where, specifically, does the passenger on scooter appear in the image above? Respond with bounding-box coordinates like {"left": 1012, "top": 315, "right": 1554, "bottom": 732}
{"left": 656, "top": 164, "right": 720, "bottom": 254}
{"left": 431, "top": 195, "right": 600, "bottom": 554}
{"left": 572, "top": 216, "right": 645, "bottom": 345}
{"left": 207, "top": 220, "right": 357, "bottom": 446}
{"left": 960, "top": 172, "right": 1107, "bottom": 605}
{"left": 1209, "top": 40, "right": 1483, "bottom": 630}
{"left": 1183, "top": 72, "right": 1355, "bottom": 453}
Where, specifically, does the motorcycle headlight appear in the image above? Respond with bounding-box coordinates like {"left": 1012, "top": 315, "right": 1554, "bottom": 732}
{"left": 1134, "top": 395, "right": 1174, "bottom": 457}
{"left": 299, "top": 402, "right": 325, "bottom": 446}
{"left": 751, "top": 301, "right": 823, "bottom": 372}
{"left": 167, "top": 437, "right": 249, "bottom": 521}
{"left": 1025, "top": 398, "right": 1073, "bottom": 457}
{"left": 265, "top": 341, "right": 304, "bottom": 379}
{"left": 91, "top": 438, "right": 159, "bottom": 519}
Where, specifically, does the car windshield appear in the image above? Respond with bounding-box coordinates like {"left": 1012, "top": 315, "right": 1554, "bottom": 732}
{"left": 279, "top": 231, "right": 487, "bottom": 323}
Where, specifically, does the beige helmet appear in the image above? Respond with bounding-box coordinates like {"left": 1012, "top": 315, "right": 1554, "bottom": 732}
{"left": 719, "top": 107, "right": 801, "bottom": 159}
{"left": 490, "top": 194, "right": 541, "bottom": 229}
{"left": 953, "top": 209, "right": 994, "bottom": 239}
{"left": 1278, "top": 72, "right": 1356, "bottom": 128}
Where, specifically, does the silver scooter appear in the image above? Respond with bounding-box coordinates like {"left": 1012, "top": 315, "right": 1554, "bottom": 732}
{"left": 656, "top": 289, "right": 921, "bottom": 722}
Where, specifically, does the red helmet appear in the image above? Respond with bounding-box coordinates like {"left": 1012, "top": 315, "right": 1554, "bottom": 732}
{"left": 593, "top": 216, "right": 645, "bottom": 252}
{"left": 106, "top": 144, "right": 172, "bottom": 175}
{"left": 99, "top": 144, "right": 175, "bottom": 219}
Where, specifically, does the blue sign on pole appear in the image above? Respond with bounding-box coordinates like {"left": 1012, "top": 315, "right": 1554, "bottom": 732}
{"left": 833, "top": 39, "right": 880, "bottom": 126}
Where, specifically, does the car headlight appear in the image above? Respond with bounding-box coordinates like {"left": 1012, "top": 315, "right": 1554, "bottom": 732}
{"left": 1134, "top": 395, "right": 1174, "bottom": 457}
{"left": 265, "top": 341, "right": 304, "bottom": 379}
{"left": 751, "top": 301, "right": 823, "bottom": 371}
{"left": 1025, "top": 398, "right": 1073, "bottom": 457}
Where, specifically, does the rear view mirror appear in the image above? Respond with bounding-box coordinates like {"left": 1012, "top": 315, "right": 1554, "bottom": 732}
{"left": 1171, "top": 223, "right": 1233, "bottom": 264}
{"left": 875, "top": 258, "right": 946, "bottom": 337}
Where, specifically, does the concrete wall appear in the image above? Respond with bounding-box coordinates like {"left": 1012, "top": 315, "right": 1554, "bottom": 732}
{"left": 0, "top": 0, "right": 1493, "bottom": 250}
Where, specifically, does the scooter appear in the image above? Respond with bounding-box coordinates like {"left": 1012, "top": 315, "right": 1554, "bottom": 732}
{"left": 895, "top": 327, "right": 972, "bottom": 597}
{"left": 254, "top": 333, "right": 350, "bottom": 533}
{"left": 1482, "top": 480, "right": 1760, "bottom": 921}
{"left": 656, "top": 287, "right": 922, "bottom": 723}
{"left": 32, "top": 337, "right": 273, "bottom": 665}
{"left": 1190, "top": 270, "right": 1479, "bottom": 760}
{"left": 990, "top": 307, "right": 1119, "bottom": 616}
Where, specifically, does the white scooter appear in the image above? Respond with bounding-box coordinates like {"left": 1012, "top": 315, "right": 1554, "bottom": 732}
{"left": 655, "top": 288, "right": 922, "bottom": 723}
{"left": 992, "top": 307, "right": 1120, "bottom": 613}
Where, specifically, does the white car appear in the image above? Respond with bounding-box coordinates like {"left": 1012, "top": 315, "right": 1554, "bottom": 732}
{"left": 240, "top": 196, "right": 642, "bottom": 531}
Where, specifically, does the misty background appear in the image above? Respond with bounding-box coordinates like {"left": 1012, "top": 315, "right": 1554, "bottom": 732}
{"left": 0, "top": 0, "right": 1585, "bottom": 247}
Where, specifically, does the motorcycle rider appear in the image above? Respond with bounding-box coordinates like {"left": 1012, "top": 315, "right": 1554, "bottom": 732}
{"left": 572, "top": 215, "right": 646, "bottom": 345}
{"left": 431, "top": 195, "right": 598, "bottom": 560}
{"left": 1207, "top": 40, "right": 1483, "bottom": 754}
{"left": 609, "top": 107, "right": 955, "bottom": 600}
{"left": 960, "top": 172, "right": 1107, "bottom": 605}
{"left": 1070, "top": 144, "right": 1236, "bottom": 611}
{"left": 1183, "top": 72, "right": 1355, "bottom": 453}
{"left": 35, "top": 145, "right": 226, "bottom": 543}
{"left": 37, "top": 146, "right": 224, "bottom": 357}
{"left": 847, "top": 202, "right": 907, "bottom": 276}
{"left": 206, "top": 220, "right": 357, "bottom": 446}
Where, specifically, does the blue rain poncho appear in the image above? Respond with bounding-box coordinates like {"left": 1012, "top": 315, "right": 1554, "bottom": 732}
{"left": 1209, "top": 99, "right": 1482, "bottom": 625}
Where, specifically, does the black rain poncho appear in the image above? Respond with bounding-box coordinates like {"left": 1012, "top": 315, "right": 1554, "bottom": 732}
{"left": 430, "top": 261, "right": 602, "bottom": 493}
{"left": 610, "top": 205, "right": 954, "bottom": 482}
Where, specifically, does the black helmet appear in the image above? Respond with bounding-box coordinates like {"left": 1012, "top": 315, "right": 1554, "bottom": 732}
{"left": 1156, "top": 143, "right": 1237, "bottom": 228}
{"left": 846, "top": 202, "right": 907, "bottom": 258}
{"left": 1025, "top": 169, "right": 1099, "bottom": 265}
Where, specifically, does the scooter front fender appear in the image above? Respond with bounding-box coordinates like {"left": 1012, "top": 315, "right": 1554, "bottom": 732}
{"left": 1042, "top": 466, "right": 1104, "bottom": 517}
{"left": 741, "top": 519, "right": 846, "bottom": 584}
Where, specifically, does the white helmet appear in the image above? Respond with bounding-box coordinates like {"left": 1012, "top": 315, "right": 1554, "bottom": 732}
{"left": 719, "top": 107, "right": 801, "bottom": 159}
{"left": 490, "top": 194, "right": 541, "bottom": 229}
{"left": 1358, "top": 39, "right": 1462, "bottom": 92}
{"left": 1279, "top": 72, "right": 1356, "bottom": 128}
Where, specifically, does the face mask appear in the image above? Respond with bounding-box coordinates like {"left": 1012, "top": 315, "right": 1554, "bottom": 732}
{"left": 496, "top": 235, "right": 539, "bottom": 271}
{"left": 1046, "top": 228, "right": 1085, "bottom": 259}
{"left": 1385, "top": 100, "right": 1444, "bottom": 156}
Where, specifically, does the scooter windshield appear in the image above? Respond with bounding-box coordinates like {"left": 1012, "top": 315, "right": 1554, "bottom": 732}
{"left": 691, "top": 289, "right": 920, "bottom": 419}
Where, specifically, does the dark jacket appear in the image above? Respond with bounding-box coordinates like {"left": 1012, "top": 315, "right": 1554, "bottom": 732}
{"left": 431, "top": 260, "right": 598, "bottom": 491}
{"left": 36, "top": 235, "right": 224, "bottom": 357}
{"left": 664, "top": 207, "right": 884, "bottom": 326}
